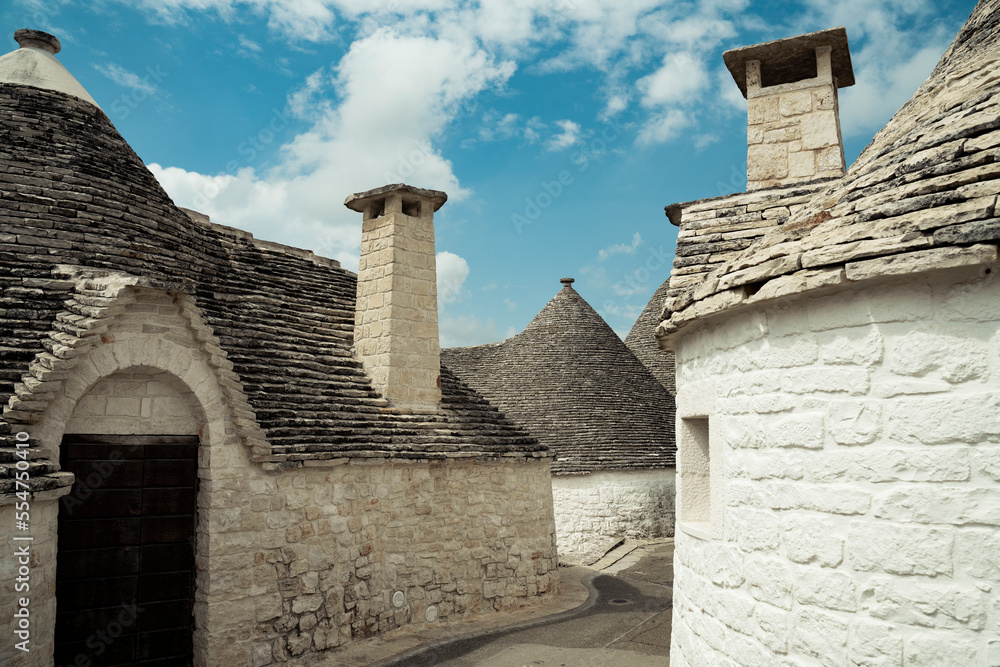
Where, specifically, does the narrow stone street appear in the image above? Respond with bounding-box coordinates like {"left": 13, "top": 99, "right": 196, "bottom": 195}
{"left": 376, "top": 540, "right": 674, "bottom": 667}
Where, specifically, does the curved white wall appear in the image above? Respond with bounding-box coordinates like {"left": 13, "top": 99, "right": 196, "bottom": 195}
{"left": 670, "top": 265, "right": 1000, "bottom": 666}
{"left": 553, "top": 469, "right": 675, "bottom": 565}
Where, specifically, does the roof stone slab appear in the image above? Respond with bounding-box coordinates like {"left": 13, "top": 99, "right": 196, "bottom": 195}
{"left": 658, "top": 0, "right": 1000, "bottom": 351}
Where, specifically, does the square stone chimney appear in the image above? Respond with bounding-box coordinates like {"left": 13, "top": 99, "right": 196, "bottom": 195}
{"left": 345, "top": 184, "right": 447, "bottom": 413}
{"left": 724, "top": 27, "right": 855, "bottom": 190}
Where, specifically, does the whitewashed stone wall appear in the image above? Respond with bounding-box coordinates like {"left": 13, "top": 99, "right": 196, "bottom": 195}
{"left": 670, "top": 264, "right": 1000, "bottom": 666}
{"left": 552, "top": 469, "right": 675, "bottom": 565}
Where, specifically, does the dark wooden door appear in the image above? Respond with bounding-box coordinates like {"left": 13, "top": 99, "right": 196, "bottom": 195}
{"left": 56, "top": 435, "right": 198, "bottom": 667}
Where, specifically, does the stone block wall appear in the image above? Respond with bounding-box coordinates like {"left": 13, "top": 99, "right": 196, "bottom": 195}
{"left": 746, "top": 48, "right": 846, "bottom": 190}
{"left": 670, "top": 264, "right": 1000, "bottom": 666}
{"left": 552, "top": 469, "right": 675, "bottom": 565}
{"left": 0, "top": 495, "right": 60, "bottom": 667}
{"left": 355, "top": 205, "right": 442, "bottom": 411}
{"left": 64, "top": 370, "right": 199, "bottom": 435}
{"left": 205, "top": 457, "right": 558, "bottom": 665}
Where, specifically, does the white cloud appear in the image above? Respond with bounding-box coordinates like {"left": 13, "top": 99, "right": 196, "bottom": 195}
{"left": 439, "top": 314, "right": 510, "bottom": 347}
{"left": 597, "top": 232, "right": 642, "bottom": 261}
{"left": 636, "top": 109, "right": 690, "bottom": 146}
{"left": 93, "top": 63, "right": 158, "bottom": 94}
{"left": 790, "top": 0, "right": 953, "bottom": 137}
{"left": 150, "top": 28, "right": 514, "bottom": 269}
{"left": 238, "top": 34, "right": 262, "bottom": 52}
{"left": 477, "top": 112, "right": 545, "bottom": 145}
{"left": 693, "top": 133, "right": 720, "bottom": 150}
{"left": 638, "top": 51, "right": 708, "bottom": 107}
{"left": 437, "top": 251, "right": 470, "bottom": 307}
{"left": 839, "top": 43, "right": 945, "bottom": 137}
{"left": 546, "top": 119, "right": 582, "bottom": 151}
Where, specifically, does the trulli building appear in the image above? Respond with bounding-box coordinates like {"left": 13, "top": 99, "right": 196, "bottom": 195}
{"left": 444, "top": 278, "right": 676, "bottom": 565}
{"left": 0, "top": 30, "right": 558, "bottom": 667}
{"left": 656, "top": 2, "right": 1000, "bottom": 665}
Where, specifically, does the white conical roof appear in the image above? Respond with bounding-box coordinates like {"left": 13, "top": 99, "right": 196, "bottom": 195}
{"left": 0, "top": 29, "right": 100, "bottom": 109}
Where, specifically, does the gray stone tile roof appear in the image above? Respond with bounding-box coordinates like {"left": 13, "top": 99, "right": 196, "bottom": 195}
{"left": 624, "top": 280, "right": 676, "bottom": 395}
{"left": 0, "top": 82, "right": 542, "bottom": 490}
{"left": 657, "top": 0, "right": 1000, "bottom": 347}
{"left": 442, "top": 280, "right": 676, "bottom": 474}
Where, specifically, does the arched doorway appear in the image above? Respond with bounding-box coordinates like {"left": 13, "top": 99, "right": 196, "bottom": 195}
{"left": 54, "top": 370, "right": 200, "bottom": 666}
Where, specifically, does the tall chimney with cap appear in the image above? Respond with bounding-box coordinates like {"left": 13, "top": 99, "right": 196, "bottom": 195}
{"left": 345, "top": 184, "right": 447, "bottom": 413}
{"left": 724, "top": 27, "right": 855, "bottom": 190}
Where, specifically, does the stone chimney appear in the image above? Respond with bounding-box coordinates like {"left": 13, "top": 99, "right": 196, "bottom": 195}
{"left": 345, "top": 184, "right": 447, "bottom": 413}
{"left": 724, "top": 27, "right": 855, "bottom": 190}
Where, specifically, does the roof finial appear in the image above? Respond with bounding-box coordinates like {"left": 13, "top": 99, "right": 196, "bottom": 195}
{"left": 14, "top": 29, "right": 61, "bottom": 55}
{"left": 560, "top": 277, "right": 575, "bottom": 287}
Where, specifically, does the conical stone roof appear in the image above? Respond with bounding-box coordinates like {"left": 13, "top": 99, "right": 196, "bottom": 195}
{"left": 657, "top": 0, "right": 1000, "bottom": 346}
{"left": 625, "top": 279, "right": 676, "bottom": 396}
{"left": 443, "top": 279, "right": 676, "bottom": 474}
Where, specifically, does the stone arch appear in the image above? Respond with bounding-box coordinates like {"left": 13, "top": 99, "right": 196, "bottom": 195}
{"left": 5, "top": 271, "right": 267, "bottom": 461}
{"left": 8, "top": 277, "right": 265, "bottom": 666}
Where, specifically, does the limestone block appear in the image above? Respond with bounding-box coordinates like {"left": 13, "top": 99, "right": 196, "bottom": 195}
{"left": 791, "top": 607, "right": 848, "bottom": 665}
{"left": 954, "top": 527, "right": 1000, "bottom": 583}
{"left": 904, "top": 632, "right": 978, "bottom": 667}
{"left": 729, "top": 507, "right": 781, "bottom": 551}
{"left": 848, "top": 620, "right": 902, "bottom": 667}
{"left": 815, "top": 145, "right": 843, "bottom": 172}
{"left": 860, "top": 575, "right": 986, "bottom": 631}
{"left": 886, "top": 392, "right": 1000, "bottom": 445}
{"left": 873, "top": 486, "right": 1000, "bottom": 526}
{"left": 748, "top": 143, "right": 788, "bottom": 182}
{"left": 793, "top": 566, "right": 855, "bottom": 611}
{"left": 745, "top": 555, "right": 792, "bottom": 609}
{"left": 808, "top": 447, "right": 969, "bottom": 484}
{"left": 812, "top": 87, "right": 835, "bottom": 111}
{"left": 847, "top": 521, "right": 952, "bottom": 576}
{"left": 845, "top": 244, "right": 998, "bottom": 282}
{"left": 932, "top": 267, "right": 999, "bottom": 322}
{"left": 817, "top": 325, "right": 884, "bottom": 366}
{"left": 782, "top": 514, "right": 843, "bottom": 567}
{"left": 780, "top": 368, "right": 870, "bottom": 395}
{"left": 768, "top": 412, "right": 825, "bottom": 448}
{"left": 754, "top": 602, "right": 788, "bottom": 654}
{"left": 764, "top": 125, "right": 802, "bottom": 143}
{"left": 748, "top": 95, "right": 780, "bottom": 125}
{"left": 828, "top": 401, "right": 881, "bottom": 445}
{"left": 787, "top": 150, "right": 815, "bottom": 179}
{"left": 779, "top": 90, "right": 812, "bottom": 117}
{"left": 800, "top": 112, "right": 840, "bottom": 150}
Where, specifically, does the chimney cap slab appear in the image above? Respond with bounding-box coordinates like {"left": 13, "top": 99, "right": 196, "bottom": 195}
{"left": 724, "top": 26, "right": 854, "bottom": 98}
{"left": 344, "top": 183, "right": 448, "bottom": 213}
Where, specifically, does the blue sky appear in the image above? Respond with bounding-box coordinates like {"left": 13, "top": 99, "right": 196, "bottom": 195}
{"left": 4, "top": 0, "right": 976, "bottom": 345}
